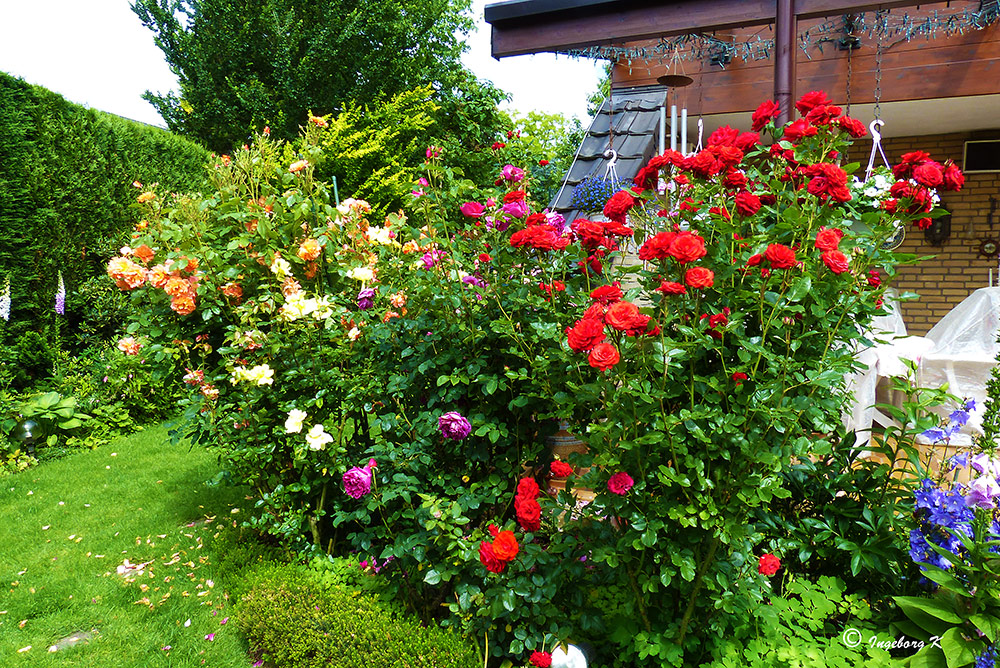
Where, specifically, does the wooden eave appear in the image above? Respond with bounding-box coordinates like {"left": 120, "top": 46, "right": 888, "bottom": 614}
{"left": 487, "top": 0, "right": 951, "bottom": 57}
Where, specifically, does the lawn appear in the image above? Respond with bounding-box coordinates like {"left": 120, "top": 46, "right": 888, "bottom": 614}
{"left": 0, "top": 424, "right": 255, "bottom": 667}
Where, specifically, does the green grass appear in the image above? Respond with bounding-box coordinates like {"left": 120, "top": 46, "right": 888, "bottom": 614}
{"left": 0, "top": 424, "right": 255, "bottom": 667}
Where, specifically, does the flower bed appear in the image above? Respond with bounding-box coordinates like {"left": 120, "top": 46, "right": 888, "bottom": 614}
{"left": 107, "top": 95, "right": 973, "bottom": 666}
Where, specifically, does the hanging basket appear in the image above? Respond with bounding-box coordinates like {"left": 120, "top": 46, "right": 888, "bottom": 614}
{"left": 570, "top": 174, "right": 632, "bottom": 214}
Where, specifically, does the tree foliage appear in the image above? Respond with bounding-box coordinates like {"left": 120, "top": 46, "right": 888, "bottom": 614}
{"left": 132, "top": 0, "right": 486, "bottom": 153}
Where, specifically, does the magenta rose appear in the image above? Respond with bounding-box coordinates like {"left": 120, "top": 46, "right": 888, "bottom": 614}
{"left": 607, "top": 472, "right": 634, "bottom": 495}
{"left": 439, "top": 411, "right": 472, "bottom": 440}
{"left": 502, "top": 200, "right": 529, "bottom": 218}
{"left": 460, "top": 201, "right": 486, "bottom": 218}
{"left": 343, "top": 460, "right": 375, "bottom": 499}
{"left": 502, "top": 164, "right": 525, "bottom": 183}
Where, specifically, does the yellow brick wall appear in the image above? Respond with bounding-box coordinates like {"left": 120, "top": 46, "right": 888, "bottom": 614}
{"left": 875, "top": 132, "right": 1000, "bottom": 335}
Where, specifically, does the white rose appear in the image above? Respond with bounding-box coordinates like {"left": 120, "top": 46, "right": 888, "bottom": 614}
{"left": 284, "top": 409, "right": 307, "bottom": 434}
{"left": 305, "top": 424, "right": 333, "bottom": 451}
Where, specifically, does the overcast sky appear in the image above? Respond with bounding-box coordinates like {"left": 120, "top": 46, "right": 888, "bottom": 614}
{"left": 0, "top": 0, "right": 604, "bottom": 128}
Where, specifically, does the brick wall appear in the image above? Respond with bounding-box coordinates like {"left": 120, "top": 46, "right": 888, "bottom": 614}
{"left": 876, "top": 131, "right": 1000, "bottom": 335}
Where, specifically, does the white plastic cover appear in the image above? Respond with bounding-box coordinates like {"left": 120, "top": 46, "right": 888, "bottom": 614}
{"left": 918, "top": 287, "right": 1000, "bottom": 435}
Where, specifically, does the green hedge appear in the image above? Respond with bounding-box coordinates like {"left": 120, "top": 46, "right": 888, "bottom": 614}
{"left": 0, "top": 70, "right": 208, "bottom": 358}
{"left": 237, "top": 562, "right": 480, "bottom": 668}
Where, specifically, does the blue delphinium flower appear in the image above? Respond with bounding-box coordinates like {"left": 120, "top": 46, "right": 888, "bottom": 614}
{"left": 975, "top": 644, "right": 997, "bottom": 668}
{"left": 910, "top": 479, "right": 974, "bottom": 573}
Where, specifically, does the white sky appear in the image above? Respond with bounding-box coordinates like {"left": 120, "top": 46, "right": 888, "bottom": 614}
{"left": 0, "top": 0, "right": 604, "bottom": 129}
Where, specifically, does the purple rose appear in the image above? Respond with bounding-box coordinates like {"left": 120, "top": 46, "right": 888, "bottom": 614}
{"left": 460, "top": 201, "right": 486, "bottom": 218}
{"left": 438, "top": 411, "right": 472, "bottom": 440}
{"left": 343, "top": 463, "right": 374, "bottom": 499}
{"left": 357, "top": 288, "right": 376, "bottom": 310}
{"left": 502, "top": 164, "right": 525, "bottom": 183}
{"left": 502, "top": 200, "right": 528, "bottom": 218}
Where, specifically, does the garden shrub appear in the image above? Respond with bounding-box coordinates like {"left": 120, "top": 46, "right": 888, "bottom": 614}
{"left": 237, "top": 561, "right": 479, "bottom": 668}
{"left": 106, "top": 93, "right": 964, "bottom": 666}
{"left": 0, "top": 70, "right": 208, "bottom": 362}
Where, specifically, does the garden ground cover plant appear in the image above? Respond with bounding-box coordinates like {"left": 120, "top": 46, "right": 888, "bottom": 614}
{"left": 0, "top": 424, "right": 250, "bottom": 667}
{"left": 105, "top": 92, "right": 971, "bottom": 666}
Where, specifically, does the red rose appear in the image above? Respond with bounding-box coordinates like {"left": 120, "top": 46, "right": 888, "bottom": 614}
{"left": 838, "top": 116, "right": 867, "bottom": 138}
{"left": 746, "top": 253, "right": 763, "bottom": 267}
{"left": 783, "top": 119, "right": 818, "bottom": 142}
{"left": 607, "top": 471, "right": 634, "bottom": 495}
{"left": 566, "top": 318, "right": 606, "bottom": 353}
{"left": 605, "top": 301, "right": 642, "bottom": 331}
{"left": 529, "top": 651, "right": 553, "bottom": 668}
{"left": 655, "top": 281, "right": 687, "bottom": 295}
{"left": 735, "top": 131, "right": 760, "bottom": 152}
{"left": 479, "top": 541, "right": 506, "bottom": 573}
{"left": 822, "top": 250, "right": 850, "bottom": 274}
{"left": 667, "top": 232, "right": 707, "bottom": 264}
{"left": 707, "top": 125, "right": 739, "bottom": 147}
{"left": 517, "top": 477, "right": 540, "bottom": 500}
{"left": 685, "top": 267, "right": 714, "bottom": 289}
{"left": 714, "top": 145, "right": 743, "bottom": 169}
{"left": 492, "top": 530, "right": 519, "bottom": 562}
{"left": 732, "top": 372, "right": 748, "bottom": 385}
{"left": 915, "top": 217, "right": 933, "bottom": 230}
{"left": 582, "top": 302, "right": 607, "bottom": 321}
{"left": 478, "top": 253, "right": 492, "bottom": 263}
{"left": 942, "top": 162, "right": 964, "bottom": 191}
{"left": 758, "top": 553, "right": 781, "bottom": 576}
{"left": 588, "top": 342, "right": 620, "bottom": 371}
{"left": 868, "top": 269, "right": 882, "bottom": 287}
{"left": 814, "top": 227, "right": 844, "bottom": 251}
{"left": 734, "top": 191, "right": 761, "bottom": 217}
{"left": 707, "top": 311, "right": 729, "bottom": 329}
{"left": 516, "top": 497, "right": 541, "bottom": 532}
{"left": 510, "top": 226, "right": 565, "bottom": 252}
{"left": 795, "top": 90, "right": 832, "bottom": 116}
{"left": 913, "top": 162, "right": 944, "bottom": 188}
{"left": 765, "top": 244, "right": 796, "bottom": 269}
{"left": 550, "top": 461, "right": 574, "bottom": 477}
{"left": 751, "top": 100, "right": 780, "bottom": 132}
{"left": 572, "top": 219, "right": 607, "bottom": 249}
{"left": 638, "top": 231, "right": 678, "bottom": 261}
{"left": 538, "top": 159, "right": 549, "bottom": 166}
{"left": 723, "top": 169, "right": 748, "bottom": 190}
{"left": 687, "top": 149, "right": 723, "bottom": 178}
{"left": 805, "top": 104, "right": 841, "bottom": 126}
{"left": 603, "top": 190, "right": 637, "bottom": 223}
{"left": 503, "top": 190, "right": 526, "bottom": 203}
{"left": 802, "top": 162, "right": 849, "bottom": 201}
{"left": 590, "top": 284, "right": 623, "bottom": 304}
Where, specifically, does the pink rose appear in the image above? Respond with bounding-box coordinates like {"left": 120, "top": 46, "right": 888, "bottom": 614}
{"left": 502, "top": 200, "right": 529, "bottom": 218}
{"left": 460, "top": 202, "right": 486, "bottom": 218}
{"left": 607, "top": 472, "right": 634, "bottom": 495}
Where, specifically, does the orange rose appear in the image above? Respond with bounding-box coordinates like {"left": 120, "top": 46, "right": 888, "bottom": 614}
{"left": 164, "top": 276, "right": 191, "bottom": 298}
{"left": 298, "top": 238, "right": 321, "bottom": 262}
{"left": 170, "top": 293, "right": 196, "bottom": 316}
{"left": 492, "top": 530, "right": 520, "bottom": 562}
{"left": 107, "top": 256, "right": 147, "bottom": 290}
{"left": 148, "top": 264, "right": 171, "bottom": 289}
{"left": 132, "top": 244, "right": 155, "bottom": 264}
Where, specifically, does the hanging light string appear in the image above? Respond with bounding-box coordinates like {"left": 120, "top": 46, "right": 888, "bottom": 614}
{"left": 561, "top": 4, "right": 999, "bottom": 68}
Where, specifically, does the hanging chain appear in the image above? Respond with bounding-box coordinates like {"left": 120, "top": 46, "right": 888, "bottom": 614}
{"left": 607, "top": 89, "right": 615, "bottom": 152}
{"left": 874, "top": 10, "right": 886, "bottom": 121}
{"left": 846, "top": 41, "right": 853, "bottom": 118}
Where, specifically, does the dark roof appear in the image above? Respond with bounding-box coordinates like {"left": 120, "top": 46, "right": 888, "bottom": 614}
{"left": 550, "top": 86, "right": 667, "bottom": 220}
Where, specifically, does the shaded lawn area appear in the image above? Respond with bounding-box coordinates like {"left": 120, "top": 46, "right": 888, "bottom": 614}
{"left": 0, "top": 424, "right": 254, "bottom": 667}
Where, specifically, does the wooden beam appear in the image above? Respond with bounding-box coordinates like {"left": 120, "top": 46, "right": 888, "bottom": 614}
{"left": 489, "top": 0, "right": 950, "bottom": 58}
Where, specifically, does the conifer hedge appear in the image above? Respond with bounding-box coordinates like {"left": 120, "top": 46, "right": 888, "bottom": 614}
{"left": 0, "top": 71, "right": 208, "bottom": 358}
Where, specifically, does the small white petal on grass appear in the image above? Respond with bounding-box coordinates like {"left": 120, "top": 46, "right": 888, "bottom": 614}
{"left": 17, "top": 646, "right": 31, "bottom": 653}
{"left": 42, "top": 525, "right": 50, "bottom": 530}
{"left": 184, "top": 619, "right": 191, "bottom": 627}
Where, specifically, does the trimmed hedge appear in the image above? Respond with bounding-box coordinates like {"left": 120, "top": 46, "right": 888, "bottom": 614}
{"left": 0, "top": 70, "right": 208, "bottom": 358}
{"left": 237, "top": 562, "right": 480, "bottom": 668}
